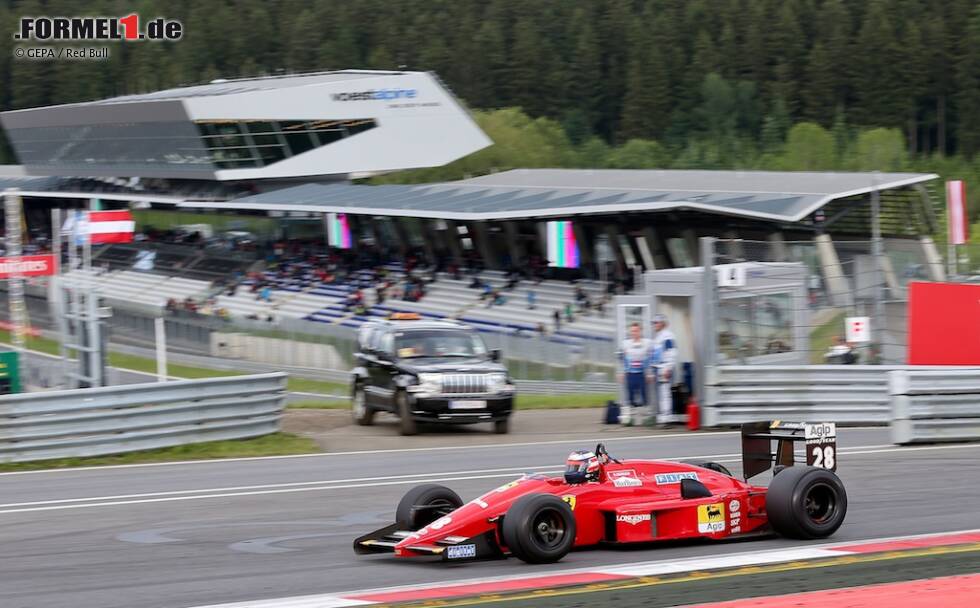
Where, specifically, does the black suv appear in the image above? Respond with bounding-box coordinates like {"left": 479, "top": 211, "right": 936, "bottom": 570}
{"left": 351, "top": 316, "right": 515, "bottom": 435}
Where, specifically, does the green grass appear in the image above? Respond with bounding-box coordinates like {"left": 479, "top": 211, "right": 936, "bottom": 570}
{"left": 108, "top": 352, "right": 242, "bottom": 379}
{"left": 515, "top": 393, "right": 615, "bottom": 409}
{"left": 0, "top": 433, "right": 320, "bottom": 472}
{"left": 287, "top": 377, "right": 349, "bottom": 395}
{"left": 0, "top": 329, "right": 60, "bottom": 355}
{"left": 809, "top": 311, "right": 847, "bottom": 364}
{"left": 287, "top": 399, "right": 350, "bottom": 409}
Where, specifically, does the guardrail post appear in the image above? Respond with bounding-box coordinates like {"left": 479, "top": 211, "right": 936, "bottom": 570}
{"left": 889, "top": 369, "right": 912, "bottom": 445}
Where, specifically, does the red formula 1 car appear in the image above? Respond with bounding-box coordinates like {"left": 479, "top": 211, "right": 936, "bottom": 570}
{"left": 354, "top": 421, "right": 846, "bottom": 563}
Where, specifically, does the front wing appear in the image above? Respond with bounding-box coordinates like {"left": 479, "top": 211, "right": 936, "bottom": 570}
{"left": 353, "top": 524, "right": 505, "bottom": 561}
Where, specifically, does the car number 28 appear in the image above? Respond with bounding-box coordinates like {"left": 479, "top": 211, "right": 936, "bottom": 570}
{"left": 810, "top": 445, "right": 836, "bottom": 470}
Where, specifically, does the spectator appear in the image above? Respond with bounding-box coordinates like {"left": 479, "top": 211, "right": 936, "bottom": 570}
{"left": 469, "top": 274, "right": 483, "bottom": 289}
{"left": 553, "top": 309, "right": 561, "bottom": 332}
{"left": 527, "top": 289, "right": 537, "bottom": 310}
{"left": 564, "top": 302, "right": 574, "bottom": 322}
{"left": 617, "top": 322, "right": 655, "bottom": 426}
{"left": 652, "top": 314, "right": 679, "bottom": 427}
{"left": 824, "top": 336, "right": 857, "bottom": 364}
{"left": 536, "top": 322, "right": 547, "bottom": 336}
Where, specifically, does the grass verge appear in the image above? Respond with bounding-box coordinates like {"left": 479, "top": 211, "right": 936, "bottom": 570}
{"left": 809, "top": 311, "right": 847, "bottom": 364}
{"left": 0, "top": 432, "right": 320, "bottom": 472}
{"left": 515, "top": 393, "right": 615, "bottom": 409}
{"left": 288, "top": 399, "right": 350, "bottom": 409}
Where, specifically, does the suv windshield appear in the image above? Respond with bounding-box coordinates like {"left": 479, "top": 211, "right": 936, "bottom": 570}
{"left": 394, "top": 330, "right": 489, "bottom": 359}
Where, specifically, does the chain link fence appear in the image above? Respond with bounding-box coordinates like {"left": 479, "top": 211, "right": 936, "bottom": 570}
{"left": 107, "top": 306, "right": 616, "bottom": 384}
{"left": 709, "top": 238, "right": 931, "bottom": 365}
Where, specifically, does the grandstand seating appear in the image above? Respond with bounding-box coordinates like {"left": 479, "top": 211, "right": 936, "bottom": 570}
{"left": 62, "top": 269, "right": 212, "bottom": 308}
{"left": 70, "top": 251, "right": 618, "bottom": 341}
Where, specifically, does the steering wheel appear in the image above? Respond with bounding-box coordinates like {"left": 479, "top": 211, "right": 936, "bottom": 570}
{"left": 595, "top": 443, "right": 622, "bottom": 464}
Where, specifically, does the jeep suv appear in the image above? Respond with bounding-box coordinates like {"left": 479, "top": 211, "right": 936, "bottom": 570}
{"left": 351, "top": 315, "right": 515, "bottom": 435}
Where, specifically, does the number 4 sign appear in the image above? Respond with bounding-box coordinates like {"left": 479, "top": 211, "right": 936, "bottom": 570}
{"left": 845, "top": 316, "right": 870, "bottom": 343}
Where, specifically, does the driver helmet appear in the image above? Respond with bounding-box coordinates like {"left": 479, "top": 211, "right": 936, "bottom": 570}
{"left": 564, "top": 450, "right": 601, "bottom": 484}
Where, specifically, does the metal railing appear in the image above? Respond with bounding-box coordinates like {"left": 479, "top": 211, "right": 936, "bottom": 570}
{"left": 890, "top": 369, "right": 980, "bottom": 444}
{"left": 702, "top": 365, "right": 897, "bottom": 426}
{"left": 0, "top": 373, "right": 287, "bottom": 463}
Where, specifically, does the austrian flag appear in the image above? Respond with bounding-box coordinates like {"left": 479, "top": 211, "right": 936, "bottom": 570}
{"left": 85, "top": 210, "right": 135, "bottom": 244}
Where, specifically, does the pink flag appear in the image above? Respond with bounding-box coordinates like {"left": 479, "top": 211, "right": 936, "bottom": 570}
{"left": 946, "top": 180, "right": 968, "bottom": 245}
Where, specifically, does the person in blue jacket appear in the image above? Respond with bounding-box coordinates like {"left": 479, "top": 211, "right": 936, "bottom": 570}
{"left": 617, "top": 322, "right": 654, "bottom": 425}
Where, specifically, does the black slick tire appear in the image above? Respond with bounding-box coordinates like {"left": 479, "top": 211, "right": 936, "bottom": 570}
{"left": 502, "top": 494, "right": 576, "bottom": 564}
{"left": 351, "top": 385, "right": 374, "bottom": 426}
{"left": 681, "top": 459, "right": 734, "bottom": 478}
{"left": 765, "top": 466, "right": 847, "bottom": 539}
{"left": 395, "top": 484, "right": 463, "bottom": 530}
{"left": 396, "top": 390, "right": 417, "bottom": 436}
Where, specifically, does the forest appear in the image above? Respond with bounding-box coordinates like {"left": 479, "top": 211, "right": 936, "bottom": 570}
{"left": 1, "top": 0, "right": 978, "bottom": 225}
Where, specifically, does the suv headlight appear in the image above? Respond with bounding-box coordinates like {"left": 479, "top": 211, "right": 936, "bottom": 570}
{"left": 486, "top": 373, "right": 512, "bottom": 394}
{"left": 409, "top": 373, "right": 442, "bottom": 394}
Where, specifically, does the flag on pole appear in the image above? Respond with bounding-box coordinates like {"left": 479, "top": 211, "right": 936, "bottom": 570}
{"left": 84, "top": 210, "right": 135, "bottom": 244}
{"left": 946, "top": 180, "right": 968, "bottom": 245}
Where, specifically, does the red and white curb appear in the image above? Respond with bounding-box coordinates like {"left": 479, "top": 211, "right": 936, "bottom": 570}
{"left": 189, "top": 529, "right": 980, "bottom": 608}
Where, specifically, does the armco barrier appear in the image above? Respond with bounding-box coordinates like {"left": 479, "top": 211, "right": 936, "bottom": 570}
{"left": 702, "top": 365, "right": 897, "bottom": 427}
{"left": 0, "top": 373, "right": 287, "bottom": 463}
{"left": 890, "top": 369, "right": 980, "bottom": 444}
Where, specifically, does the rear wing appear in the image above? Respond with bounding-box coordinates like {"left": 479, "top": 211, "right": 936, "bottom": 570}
{"left": 741, "top": 421, "right": 837, "bottom": 480}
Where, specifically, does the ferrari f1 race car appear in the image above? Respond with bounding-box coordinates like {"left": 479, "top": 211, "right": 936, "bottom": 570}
{"left": 354, "top": 421, "right": 846, "bottom": 563}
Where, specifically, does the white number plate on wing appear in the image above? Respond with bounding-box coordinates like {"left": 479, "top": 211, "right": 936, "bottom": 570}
{"left": 449, "top": 400, "right": 487, "bottom": 410}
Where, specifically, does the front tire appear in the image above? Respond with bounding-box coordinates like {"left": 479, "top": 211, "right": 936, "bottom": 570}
{"left": 766, "top": 466, "right": 847, "bottom": 539}
{"left": 494, "top": 417, "right": 511, "bottom": 434}
{"left": 395, "top": 484, "right": 463, "bottom": 530}
{"left": 352, "top": 385, "right": 374, "bottom": 426}
{"left": 396, "top": 390, "right": 417, "bottom": 436}
{"left": 502, "top": 494, "right": 576, "bottom": 564}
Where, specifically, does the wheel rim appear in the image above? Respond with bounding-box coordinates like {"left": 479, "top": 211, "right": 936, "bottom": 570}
{"left": 353, "top": 390, "right": 365, "bottom": 418}
{"left": 803, "top": 482, "right": 837, "bottom": 525}
{"left": 530, "top": 508, "right": 566, "bottom": 549}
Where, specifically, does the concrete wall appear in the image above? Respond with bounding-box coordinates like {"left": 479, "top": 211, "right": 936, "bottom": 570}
{"left": 212, "top": 333, "right": 345, "bottom": 369}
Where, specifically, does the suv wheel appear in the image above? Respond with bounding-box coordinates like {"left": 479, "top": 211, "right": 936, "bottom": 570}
{"left": 352, "top": 385, "right": 374, "bottom": 426}
{"left": 494, "top": 417, "right": 510, "bottom": 434}
{"left": 396, "top": 390, "right": 417, "bottom": 436}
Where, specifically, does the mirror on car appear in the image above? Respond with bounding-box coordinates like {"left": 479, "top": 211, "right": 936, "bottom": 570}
{"left": 490, "top": 348, "right": 501, "bottom": 362}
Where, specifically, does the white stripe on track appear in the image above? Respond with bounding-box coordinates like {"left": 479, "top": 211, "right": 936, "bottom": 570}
{"left": 1, "top": 443, "right": 974, "bottom": 515}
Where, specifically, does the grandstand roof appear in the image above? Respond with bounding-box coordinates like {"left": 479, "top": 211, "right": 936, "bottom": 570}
{"left": 179, "top": 168, "right": 938, "bottom": 223}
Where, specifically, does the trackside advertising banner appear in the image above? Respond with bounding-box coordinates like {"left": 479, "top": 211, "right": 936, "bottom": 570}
{"left": 0, "top": 254, "right": 57, "bottom": 278}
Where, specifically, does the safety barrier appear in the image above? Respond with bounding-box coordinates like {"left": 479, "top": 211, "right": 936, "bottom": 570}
{"left": 890, "top": 369, "right": 980, "bottom": 444}
{"left": 702, "top": 365, "right": 896, "bottom": 427}
{"left": 0, "top": 373, "right": 287, "bottom": 463}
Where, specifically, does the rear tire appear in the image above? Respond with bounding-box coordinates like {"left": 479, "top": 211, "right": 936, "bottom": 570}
{"left": 396, "top": 390, "right": 417, "bottom": 436}
{"left": 681, "top": 459, "right": 734, "bottom": 478}
{"left": 494, "top": 417, "right": 511, "bottom": 434}
{"left": 395, "top": 484, "right": 463, "bottom": 530}
{"left": 352, "top": 385, "right": 374, "bottom": 426}
{"left": 502, "top": 494, "right": 576, "bottom": 564}
{"left": 766, "top": 466, "right": 847, "bottom": 539}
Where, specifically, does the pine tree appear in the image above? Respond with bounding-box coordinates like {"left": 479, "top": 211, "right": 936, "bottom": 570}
{"left": 955, "top": 5, "right": 980, "bottom": 157}
{"left": 618, "top": 14, "right": 670, "bottom": 141}
{"left": 853, "top": 0, "right": 906, "bottom": 128}
{"left": 566, "top": 7, "right": 602, "bottom": 130}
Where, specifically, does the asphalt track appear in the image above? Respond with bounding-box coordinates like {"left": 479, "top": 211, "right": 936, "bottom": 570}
{"left": 0, "top": 428, "right": 978, "bottom": 608}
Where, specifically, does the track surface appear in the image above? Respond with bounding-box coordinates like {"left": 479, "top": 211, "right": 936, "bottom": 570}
{"left": 0, "top": 428, "right": 978, "bottom": 608}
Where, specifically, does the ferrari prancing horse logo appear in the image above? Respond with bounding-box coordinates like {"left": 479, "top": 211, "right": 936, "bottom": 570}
{"left": 561, "top": 495, "right": 576, "bottom": 511}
